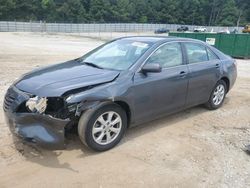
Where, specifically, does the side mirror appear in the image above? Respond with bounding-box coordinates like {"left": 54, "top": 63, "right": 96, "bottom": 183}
{"left": 141, "top": 63, "right": 162, "bottom": 73}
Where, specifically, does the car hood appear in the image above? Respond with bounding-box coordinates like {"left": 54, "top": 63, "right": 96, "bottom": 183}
{"left": 15, "top": 60, "right": 120, "bottom": 97}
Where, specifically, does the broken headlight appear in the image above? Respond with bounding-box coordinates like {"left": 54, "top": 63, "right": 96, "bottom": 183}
{"left": 26, "top": 96, "right": 47, "bottom": 114}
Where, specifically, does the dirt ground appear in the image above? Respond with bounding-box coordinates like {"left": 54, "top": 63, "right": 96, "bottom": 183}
{"left": 0, "top": 32, "right": 250, "bottom": 188}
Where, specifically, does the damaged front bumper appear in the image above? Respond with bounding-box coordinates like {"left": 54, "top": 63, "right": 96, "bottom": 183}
{"left": 3, "top": 86, "right": 70, "bottom": 149}
{"left": 4, "top": 112, "right": 70, "bottom": 149}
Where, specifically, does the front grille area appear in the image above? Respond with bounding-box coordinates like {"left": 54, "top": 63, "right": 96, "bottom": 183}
{"left": 3, "top": 93, "right": 15, "bottom": 112}
{"left": 3, "top": 87, "right": 30, "bottom": 113}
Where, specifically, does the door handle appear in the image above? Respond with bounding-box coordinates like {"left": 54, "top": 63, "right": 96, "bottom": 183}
{"left": 179, "top": 71, "right": 187, "bottom": 78}
{"left": 215, "top": 63, "right": 220, "bottom": 68}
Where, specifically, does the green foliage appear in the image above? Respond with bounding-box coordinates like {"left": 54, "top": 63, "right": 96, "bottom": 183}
{"left": 0, "top": 0, "right": 15, "bottom": 19}
{"left": 219, "top": 0, "right": 239, "bottom": 26}
{"left": 57, "top": 0, "right": 87, "bottom": 22}
{"left": 0, "top": 0, "right": 249, "bottom": 26}
{"left": 41, "top": 0, "right": 56, "bottom": 22}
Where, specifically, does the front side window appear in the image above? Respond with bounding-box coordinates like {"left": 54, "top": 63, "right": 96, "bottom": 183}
{"left": 185, "top": 43, "right": 208, "bottom": 64}
{"left": 146, "top": 42, "right": 183, "bottom": 68}
{"left": 81, "top": 40, "right": 152, "bottom": 70}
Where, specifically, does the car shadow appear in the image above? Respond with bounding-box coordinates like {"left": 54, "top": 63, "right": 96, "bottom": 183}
{"left": 11, "top": 101, "right": 223, "bottom": 171}
{"left": 11, "top": 126, "right": 96, "bottom": 173}
{"left": 123, "top": 105, "right": 208, "bottom": 143}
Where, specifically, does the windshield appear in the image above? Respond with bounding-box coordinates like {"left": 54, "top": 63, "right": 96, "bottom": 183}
{"left": 81, "top": 40, "right": 152, "bottom": 70}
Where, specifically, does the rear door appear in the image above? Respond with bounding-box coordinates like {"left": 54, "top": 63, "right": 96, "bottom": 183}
{"left": 183, "top": 42, "right": 221, "bottom": 107}
{"left": 132, "top": 42, "right": 189, "bottom": 123}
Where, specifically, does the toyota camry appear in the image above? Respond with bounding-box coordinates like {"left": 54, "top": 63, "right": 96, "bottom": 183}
{"left": 4, "top": 36, "right": 237, "bottom": 151}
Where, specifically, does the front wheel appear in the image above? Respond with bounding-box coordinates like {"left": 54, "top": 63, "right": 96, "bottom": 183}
{"left": 78, "top": 103, "right": 127, "bottom": 151}
{"left": 205, "top": 80, "right": 227, "bottom": 110}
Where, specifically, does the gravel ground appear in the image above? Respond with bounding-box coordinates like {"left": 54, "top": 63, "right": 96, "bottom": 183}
{"left": 0, "top": 32, "right": 250, "bottom": 188}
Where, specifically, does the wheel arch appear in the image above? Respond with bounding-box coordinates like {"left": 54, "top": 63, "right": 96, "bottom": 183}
{"left": 220, "top": 76, "right": 230, "bottom": 93}
{"left": 114, "top": 100, "right": 131, "bottom": 128}
{"left": 76, "top": 99, "right": 132, "bottom": 128}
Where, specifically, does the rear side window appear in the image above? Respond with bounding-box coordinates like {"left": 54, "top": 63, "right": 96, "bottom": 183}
{"left": 185, "top": 43, "right": 208, "bottom": 64}
{"left": 207, "top": 48, "right": 219, "bottom": 60}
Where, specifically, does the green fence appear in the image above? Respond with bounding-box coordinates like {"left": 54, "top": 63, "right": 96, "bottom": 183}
{"left": 169, "top": 33, "right": 250, "bottom": 59}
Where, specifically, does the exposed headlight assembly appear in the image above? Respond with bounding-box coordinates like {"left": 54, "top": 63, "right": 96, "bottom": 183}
{"left": 26, "top": 96, "right": 47, "bottom": 114}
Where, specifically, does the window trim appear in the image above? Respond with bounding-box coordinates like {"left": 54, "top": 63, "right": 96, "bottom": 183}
{"left": 136, "top": 41, "right": 186, "bottom": 72}
{"left": 206, "top": 47, "right": 220, "bottom": 61}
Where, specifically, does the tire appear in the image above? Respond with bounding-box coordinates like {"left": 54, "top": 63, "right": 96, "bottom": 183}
{"left": 78, "top": 102, "right": 127, "bottom": 151}
{"left": 205, "top": 80, "right": 227, "bottom": 110}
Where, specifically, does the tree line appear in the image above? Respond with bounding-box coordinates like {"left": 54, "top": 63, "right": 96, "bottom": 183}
{"left": 0, "top": 0, "right": 249, "bottom": 26}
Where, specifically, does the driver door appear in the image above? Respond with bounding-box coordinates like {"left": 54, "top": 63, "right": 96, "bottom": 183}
{"left": 132, "top": 42, "right": 189, "bottom": 124}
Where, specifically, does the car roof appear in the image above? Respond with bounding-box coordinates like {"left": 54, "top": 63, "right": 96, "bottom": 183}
{"left": 117, "top": 36, "right": 203, "bottom": 44}
{"left": 116, "top": 36, "right": 227, "bottom": 61}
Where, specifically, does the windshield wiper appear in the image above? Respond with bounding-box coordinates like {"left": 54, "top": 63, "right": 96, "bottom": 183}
{"left": 82, "top": 62, "right": 103, "bottom": 69}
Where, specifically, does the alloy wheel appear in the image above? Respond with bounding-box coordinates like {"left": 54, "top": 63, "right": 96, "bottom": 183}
{"left": 92, "top": 111, "right": 122, "bottom": 145}
{"left": 212, "top": 84, "right": 225, "bottom": 105}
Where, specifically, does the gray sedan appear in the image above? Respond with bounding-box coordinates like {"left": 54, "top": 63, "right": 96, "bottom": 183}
{"left": 4, "top": 37, "right": 237, "bottom": 151}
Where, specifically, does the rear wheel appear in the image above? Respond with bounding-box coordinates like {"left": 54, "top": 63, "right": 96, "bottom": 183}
{"left": 205, "top": 80, "right": 227, "bottom": 110}
{"left": 78, "top": 103, "right": 127, "bottom": 151}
